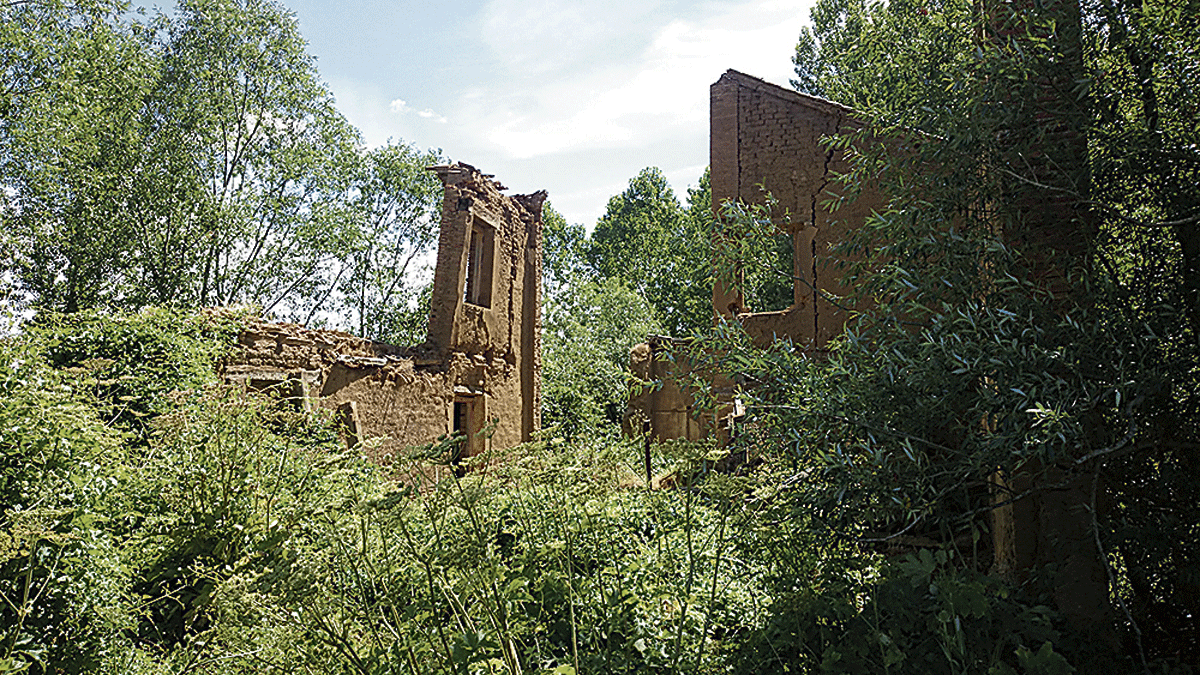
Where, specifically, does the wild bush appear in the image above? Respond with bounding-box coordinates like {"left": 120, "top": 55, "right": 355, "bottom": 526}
{"left": 0, "top": 327, "right": 128, "bottom": 673}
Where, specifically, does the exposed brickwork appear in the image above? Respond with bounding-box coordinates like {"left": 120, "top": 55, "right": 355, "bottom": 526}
{"left": 711, "top": 70, "right": 886, "bottom": 349}
{"left": 647, "top": 47, "right": 1107, "bottom": 646}
{"left": 626, "top": 336, "right": 721, "bottom": 442}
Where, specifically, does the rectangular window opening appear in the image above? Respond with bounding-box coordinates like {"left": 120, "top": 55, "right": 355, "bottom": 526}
{"left": 464, "top": 222, "right": 494, "bottom": 308}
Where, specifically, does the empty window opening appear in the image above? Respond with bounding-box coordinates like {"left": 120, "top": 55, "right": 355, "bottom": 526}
{"left": 246, "top": 371, "right": 316, "bottom": 412}
{"left": 743, "top": 228, "right": 797, "bottom": 312}
{"left": 464, "top": 221, "right": 495, "bottom": 308}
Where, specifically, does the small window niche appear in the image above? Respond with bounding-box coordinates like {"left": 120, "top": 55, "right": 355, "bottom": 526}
{"left": 463, "top": 220, "right": 495, "bottom": 308}
{"left": 237, "top": 368, "right": 319, "bottom": 412}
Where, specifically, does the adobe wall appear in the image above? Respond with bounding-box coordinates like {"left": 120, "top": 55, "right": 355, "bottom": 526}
{"left": 710, "top": 69, "right": 886, "bottom": 349}
{"left": 426, "top": 164, "right": 545, "bottom": 444}
{"left": 223, "top": 163, "right": 545, "bottom": 468}
{"left": 628, "top": 338, "right": 711, "bottom": 442}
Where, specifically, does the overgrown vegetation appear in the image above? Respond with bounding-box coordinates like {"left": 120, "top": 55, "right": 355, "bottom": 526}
{"left": 0, "top": 0, "right": 442, "bottom": 338}
{"left": 696, "top": 0, "right": 1199, "bottom": 670}
{"left": 2, "top": 309, "right": 1103, "bottom": 674}
{"left": 2, "top": 0, "right": 1197, "bottom": 671}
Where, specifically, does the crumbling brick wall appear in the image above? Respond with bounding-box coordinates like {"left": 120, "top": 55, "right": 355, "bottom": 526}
{"left": 629, "top": 71, "right": 887, "bottom": 443}
{"left": 711, "top": 69, "right": 886, "bottom": 349}
{"left": 224, "top": 163, "right": 546, "bottom": 467}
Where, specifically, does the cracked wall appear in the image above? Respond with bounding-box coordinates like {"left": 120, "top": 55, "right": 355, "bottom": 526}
{"left": 629, "top": 71, "right": 886, "bottom": 444}
{"left": 224, "top": 163, "right": 545, "bottom": 469}
{"left": 710, "top": 69, "right": 886, "bottom": 349}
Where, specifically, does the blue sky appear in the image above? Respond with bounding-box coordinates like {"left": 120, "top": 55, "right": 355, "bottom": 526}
{"left": 278, "top": 0, "right": 814, "bottom": 226}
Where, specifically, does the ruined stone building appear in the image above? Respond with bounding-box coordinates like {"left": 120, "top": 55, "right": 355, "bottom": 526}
{"left": 630, "top": 70, "right": 886, "bottom": 443}
{"left": 224, "top": 163, "right": 546, "bottom": 467}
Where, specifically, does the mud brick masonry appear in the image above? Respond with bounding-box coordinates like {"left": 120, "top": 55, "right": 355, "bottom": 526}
{"left": 711, "top": 69, "right": 886, "bottom": 349}
{"left": 629, "top": 70, "right": 887, "bottom": 445}
{"left": 223, "top": 163, "right": 545, "bottom": 465}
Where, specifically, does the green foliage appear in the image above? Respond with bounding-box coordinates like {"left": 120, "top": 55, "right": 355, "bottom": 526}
{"left": 334, "top": 142, "right": 445, "bottom": 342}
{"left": 540, "top": 169, "right": 714, "bottom": 443}
{"left": 542, "top": 278, "right": 662, "bottom": 441}
{"left": 0, "top": 308, "right": 362, "bottom": 672}
{"left": 589, "top": 168, "right": 684, "bottom": 290}
{"left": 539, "top": 169, "right": 712, "bottom": 443}
{"left": 221, "top": 434, "right": 766, "bottom": 675}
{"left": 0, "top": 0, "right": 156, "bottom": 314}
{"left": 29, "top": 308, "right": 243, "bottom": 434}
{"left": 15, "top": 0, "right": 1198, "bottom": 670}
{"left": 736, "top": 547, "right": 1079, "bottom": 675}
{"left": 0, "top": 0, "right": 442, "bottom": 334}
{"left": 122, "top": 385, "right": 353, "bottom": 650}
{"left": 712, "top": 195, "right": 797, "bottom": 313}
{"left": 792, "top": 0, "right": 974, "bottom": 117}
{"left": 1084, "top": 0, "right": 1200, "bottom": 341}
{"left": 134, "top": 0, "right": 364, "bottom": 317}
{"left": 588, "top": 167, "right": 713, "bottom": 336}
{"left": 720, "top": 0, "right": 1200, "bottom": 666}
{"left": 0, "top": 336, "right": 127, "bottom": 674}
{"left": 701, "top": 189, "right": 1190, "bottom": 669}
{"left": 0, "top": 307, "right": 1130, "bottom": 675}
{"left": 542, "top": 203, "right": 589, "bottom": 301}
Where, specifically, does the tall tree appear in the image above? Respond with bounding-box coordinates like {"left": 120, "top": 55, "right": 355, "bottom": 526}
{"left": 541, "top": 202, "right": 589, "bottom": 301}
{"left": 1, "top": 0, "right": 154, "bottom": 313}
{"left": 541, "top": 276, "right": 663, "bottom": 440}
{"left": 138, "top": 0, "right": 362, "bottom": 319}
{"left": 2, "top": 0, "right": 443, "bottom": 333}
{"left": 589, "top": 167, "right": 712, "bottom": 335}
{"left": 330, "top": 142, "right": 444, "bottom": 342}
{"left": 1086, "top": 0, "right": 1200, "bottom": 342}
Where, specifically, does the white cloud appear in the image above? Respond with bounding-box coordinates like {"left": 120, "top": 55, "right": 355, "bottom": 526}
{"left": 461, "top": 0, "right": 810, "bottom": 159}
{"left": 417, "top": 109, "right": 448, "bottom": 123}
{"left": 390, "top": 98, "right": 448, "bottom": 124}
{"left": 325, "top": 79, "right": 419, "bottom": 148}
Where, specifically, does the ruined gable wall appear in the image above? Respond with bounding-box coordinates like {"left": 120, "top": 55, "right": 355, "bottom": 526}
{"left": 426, "top": 166, "right": 541, "bottom": 358}
{"left": 426, "top": 164, "right": 545, "bottom": 452}
{"left": 711, "top": 70, "right": 886, "bottom": 348}
{"left": 228, "top": 319, "right": 531, "bottom": 463}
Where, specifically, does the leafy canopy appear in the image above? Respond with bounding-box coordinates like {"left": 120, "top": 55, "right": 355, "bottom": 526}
{"left": 0, "top": 0, "right": 443, "bottom": 337}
